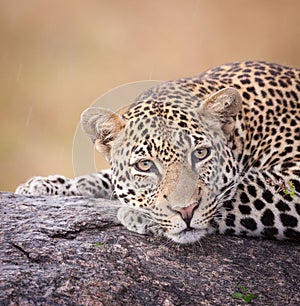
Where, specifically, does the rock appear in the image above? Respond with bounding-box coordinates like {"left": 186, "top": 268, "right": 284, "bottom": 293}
{"left": 0, "top": 192, "right": 299, "bottom": 305}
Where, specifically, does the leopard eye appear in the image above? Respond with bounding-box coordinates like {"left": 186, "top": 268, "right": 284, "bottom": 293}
{"left": 193, "top": 148, "right": 211, "bottom": 161}
{"left": 134, "top": 160, "right": 154, "bottom": 172}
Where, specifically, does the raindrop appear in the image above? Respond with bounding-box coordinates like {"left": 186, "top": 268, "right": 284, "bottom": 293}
{"left": 25, "top": 106, "right": 33, "bottom": 127}
{"left": 16, "top": 64, "right": 22, "bottom": 82}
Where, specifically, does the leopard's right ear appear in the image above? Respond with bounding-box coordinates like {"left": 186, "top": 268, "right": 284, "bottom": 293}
{"left": 81, "top": 107, "right": 126, "bottom": 160}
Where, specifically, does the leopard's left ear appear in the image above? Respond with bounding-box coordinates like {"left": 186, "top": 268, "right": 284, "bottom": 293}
{"left": 200, "top": 87, "right": 242, "bottom": 134}
{"left": 81, "top": 107, "right": 126, "bottom": 160}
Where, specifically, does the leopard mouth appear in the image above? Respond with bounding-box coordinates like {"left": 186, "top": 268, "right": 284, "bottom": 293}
{"left": 165, "top": 227, "right": 208, "bottom": 244}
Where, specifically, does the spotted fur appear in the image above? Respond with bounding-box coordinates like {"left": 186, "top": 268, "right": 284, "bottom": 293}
{"left": 16, "top": 61, "right": 300, "bottom": 244}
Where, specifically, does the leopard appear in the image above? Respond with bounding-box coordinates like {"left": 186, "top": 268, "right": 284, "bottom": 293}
{"left": 16, "top": 61, "right": 300, "bottom": 244}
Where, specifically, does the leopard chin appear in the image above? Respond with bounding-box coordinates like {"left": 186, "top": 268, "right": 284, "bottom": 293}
{"left": 165, "top": 228, "right": 210, "bottom": 244}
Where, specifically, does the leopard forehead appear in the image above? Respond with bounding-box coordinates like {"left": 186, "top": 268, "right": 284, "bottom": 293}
{"left": 125, "top": 101, "right": 201, "bottom": 134}
{"left": 118, "top": 97, "right": 221, "bottom": 163}
{"left": 124, "top": 88, "right": 200, "bottom": 124}
{"left": 120, "top": 87, "right": 224, "bottom": 143}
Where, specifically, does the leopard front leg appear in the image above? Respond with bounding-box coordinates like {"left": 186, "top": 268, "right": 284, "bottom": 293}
{"left": 16, "top": 170, "right": 161, "bottom": 238}
{"left": 16, "top": 169, "right": 115, "bottom": 199}
{"left": 117, "top": 207, "right": 158, "bottom": 235}
{"left": 74, "top": 170, "right": 115, "bottom": 199}
{"left": 16, "top": 175, "right": 77, "bottom": 196}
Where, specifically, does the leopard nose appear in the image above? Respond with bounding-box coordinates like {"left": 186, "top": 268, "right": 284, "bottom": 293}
{"left": 176, "top": 203, "right": 199, "bottom": 226}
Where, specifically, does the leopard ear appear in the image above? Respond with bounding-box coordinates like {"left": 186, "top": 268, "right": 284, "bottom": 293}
{"left": 200, "top": 87, "right": 242, "bottom": 134}
{"left": 81, "top": 107, "right": 126, "bottom": 160}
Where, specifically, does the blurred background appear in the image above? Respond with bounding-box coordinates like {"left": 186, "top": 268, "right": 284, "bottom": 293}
{"left": 1, "top": 0, "right": 300, "bottom": 191}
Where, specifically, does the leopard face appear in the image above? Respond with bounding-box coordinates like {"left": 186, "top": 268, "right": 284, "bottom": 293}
{"left": 82, "top": 87, "right": 242, "bottom": 243}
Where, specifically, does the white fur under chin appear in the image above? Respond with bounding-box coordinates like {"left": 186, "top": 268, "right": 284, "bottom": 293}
{"left": 165, "top": 229, "right": 208, "bottom": 244}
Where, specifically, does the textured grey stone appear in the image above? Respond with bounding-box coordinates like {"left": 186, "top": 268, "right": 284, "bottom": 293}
{"left": 0, "top": 192, "right": 299, "bottom": 305}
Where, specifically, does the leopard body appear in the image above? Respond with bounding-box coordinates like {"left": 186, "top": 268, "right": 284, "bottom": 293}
{"left": 16, "top": 61, "right": 300, "bottom": 244}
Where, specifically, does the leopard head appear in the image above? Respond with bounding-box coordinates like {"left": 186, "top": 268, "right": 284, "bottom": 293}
{"left": 81, "top": 86, "right": 242, "bottom": 243}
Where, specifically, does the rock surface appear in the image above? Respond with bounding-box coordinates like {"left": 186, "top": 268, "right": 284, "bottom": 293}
{"left": 0, "top": 192, "right": 299, "bottom": 306}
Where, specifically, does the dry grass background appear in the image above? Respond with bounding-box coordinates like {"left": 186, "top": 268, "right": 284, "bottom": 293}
{"left": 1, "top": 0, "right": 300, "bottom": 191}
